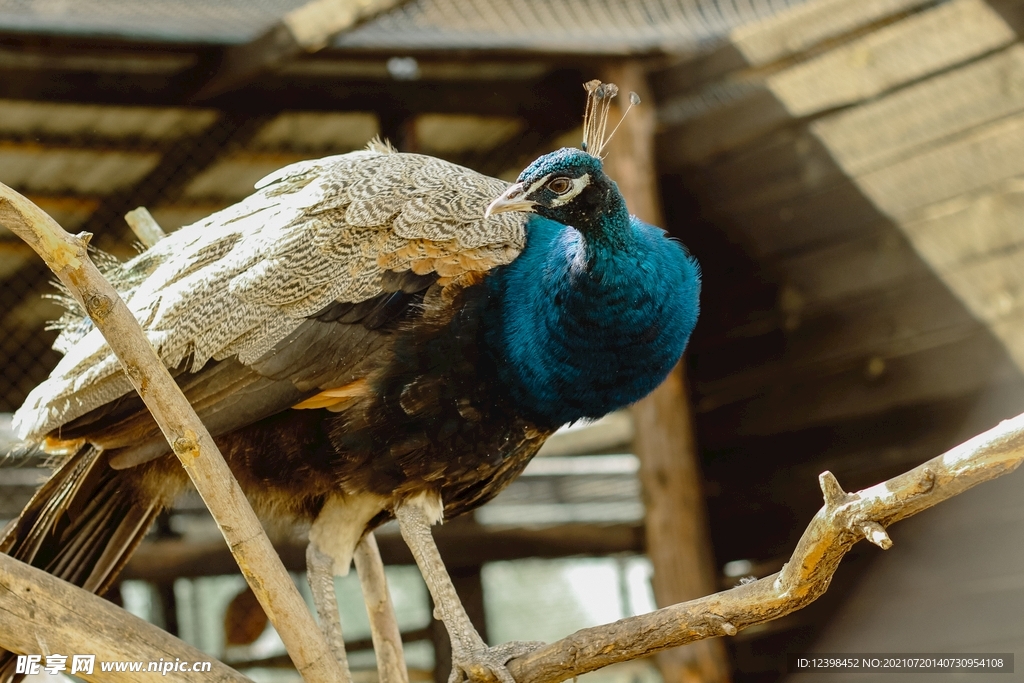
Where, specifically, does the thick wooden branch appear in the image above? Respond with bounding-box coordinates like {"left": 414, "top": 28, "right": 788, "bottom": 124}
{"left": 0, "top": 183, "right": 345, "bottom": 682}
{"left": 0, "top": 554, "right": 251, "bottom": 683}
{"left": 505, "top": 411, "right": 1024, "bottom": 683}
{"left": 194, "top": 0, "right": 410, "bottom": 100}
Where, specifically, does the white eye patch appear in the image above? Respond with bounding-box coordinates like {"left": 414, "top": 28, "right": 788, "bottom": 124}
{"left": 523, "top": 173, "right": 591, "bottom": 207}
{"left": 548, "top": 174, "right": 590, "bottom": 207}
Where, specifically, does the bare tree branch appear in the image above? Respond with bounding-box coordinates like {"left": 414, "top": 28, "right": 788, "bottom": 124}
{"left": 0, "top": 553, "right": 252, "bottom": 683}
{"left": 0, "top": 182, "right": 346, "bottom": 683}
{"left": 506, "top": 411, "right": 1024, "bottom": 683}
{"left": 354, "top": 533, "right": 410, "bottom": 683}
{"left": 123, "top": 207, "right": 166, "bottom": 248}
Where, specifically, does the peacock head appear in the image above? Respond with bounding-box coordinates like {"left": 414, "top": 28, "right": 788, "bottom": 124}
{"left": 484, "top": 147, "right": 627, "bottom": 234}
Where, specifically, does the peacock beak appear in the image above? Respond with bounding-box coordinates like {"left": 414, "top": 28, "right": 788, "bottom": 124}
{"left": 485, "top": 183, "right": 536, "bottom": 218}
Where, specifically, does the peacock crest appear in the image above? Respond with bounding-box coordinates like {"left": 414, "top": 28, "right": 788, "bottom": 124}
{"left": 581, "top": 80, "right": 641, "bottom": 159}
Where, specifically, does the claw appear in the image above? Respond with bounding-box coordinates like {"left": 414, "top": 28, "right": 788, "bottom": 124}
{"left": 449, "top": 640, "right": 546, "bottom": 683}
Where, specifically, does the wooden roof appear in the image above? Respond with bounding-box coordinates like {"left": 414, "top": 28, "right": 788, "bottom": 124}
{"left": 651, "top": 0, "right": 1024, "bottom": 676}
{"left": 0, "top": 0, "right": 806, "bottom": 54}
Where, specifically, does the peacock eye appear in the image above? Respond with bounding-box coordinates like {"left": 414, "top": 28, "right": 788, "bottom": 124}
{"left": 547, "top": 177, "right": 573, "bottom": 194}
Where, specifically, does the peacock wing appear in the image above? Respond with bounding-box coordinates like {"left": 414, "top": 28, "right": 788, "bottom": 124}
{"left": 13, "top": 144, "right": 525, "bottom": 447}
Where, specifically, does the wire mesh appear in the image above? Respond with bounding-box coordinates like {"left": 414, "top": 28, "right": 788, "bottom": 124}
{"left": 0, "top": 0, "right": 808, "bottom": 53}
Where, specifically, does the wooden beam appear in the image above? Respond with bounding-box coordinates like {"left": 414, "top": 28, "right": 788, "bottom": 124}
{"left": 700, "top": 326, "right": 1023, "bottom": 445}
{"left": 193, "top": 0, "right": 411, "bottom": 100}
{"left": 0, "top": 65, "right": 581, "bottom": 118}
{"left": 121, "top": 519, "right": 646, "bottom": 581}
{"left": 602, "top": 61, "right": 731, "bottom": 683}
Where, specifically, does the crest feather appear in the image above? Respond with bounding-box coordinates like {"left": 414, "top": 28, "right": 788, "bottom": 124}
{"left": 581, "top": 80, "right": 640, "bottom": 159}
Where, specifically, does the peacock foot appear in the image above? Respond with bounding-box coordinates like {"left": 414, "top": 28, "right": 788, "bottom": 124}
{"left": 449, "top": 640, "right": 546, "bottom": 683}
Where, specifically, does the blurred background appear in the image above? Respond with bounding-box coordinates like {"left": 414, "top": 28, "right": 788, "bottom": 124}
{"left": 2, "top": 0, "right": 1024, "bottom": 681}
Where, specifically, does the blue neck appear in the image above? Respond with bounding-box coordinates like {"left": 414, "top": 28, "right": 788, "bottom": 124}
{"left": 484, "top": 213, "right": 700, "bottom": 428}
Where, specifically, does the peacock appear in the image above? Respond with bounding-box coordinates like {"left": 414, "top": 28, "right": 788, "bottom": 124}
{"left": 0, "top": 82, "right": 700, "bottom": 683}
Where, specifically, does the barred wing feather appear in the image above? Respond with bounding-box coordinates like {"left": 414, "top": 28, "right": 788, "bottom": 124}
{"left": 14, "top": 145, "right": 524, "bottom": 441}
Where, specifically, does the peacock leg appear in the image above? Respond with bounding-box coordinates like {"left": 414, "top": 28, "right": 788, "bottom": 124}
{"left": 354, "top": 532, "right": 410, "bottom": 683}
{"left": 396, "top": 493, "right": 544, "bottom": 683}
{"left": 306, "top": 541, "right": 353, "bottom": 682}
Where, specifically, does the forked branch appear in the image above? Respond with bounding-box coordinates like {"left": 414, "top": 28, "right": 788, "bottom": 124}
{"left": 505, "top": 411, "right": 1024, "bottom": 683}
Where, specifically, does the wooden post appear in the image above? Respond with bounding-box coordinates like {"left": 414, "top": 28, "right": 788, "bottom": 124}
{"left": 601, "top": 61, "right": 731, "bottom": 683}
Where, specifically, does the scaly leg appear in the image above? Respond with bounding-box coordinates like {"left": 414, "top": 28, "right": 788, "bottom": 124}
{"left": 395, "top": 493, "right": 543, "bottom": 683}
{"left": 306, "top": 541, "right": 353, "bottom": 682}
{"left": 354, "top": 532, "right": 410, "bottom": 683}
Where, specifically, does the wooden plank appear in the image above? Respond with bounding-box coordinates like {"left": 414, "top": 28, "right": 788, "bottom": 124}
{"left": 900, "top": 177, "right": 1024, "bottom": 270}
{"left": 656, "top": 84, "right": 790, "bottom": 167}
{"left": 669, "top": 126, "right": 846, "bottom": 215}
{"left": 693, "top": 42, "right": 1024, "bottom": 211}
{"left": 730, "top": 0, "right": 935, "bottom": 67}
{"left": 657, "top": 0, "right": 1015, "bottom": 166}
{"left": 700, "top": 325, "right": 1022, "bottom": 439}
{"left": 700, "top": 179, "right": 885, "bottom": 259}
{"left": 990, "top": 310, "right": 1024, "bottom": 369}
{"left": 681, "top": 225, "right": 932, "bottom": 362}
{"left": 940, "top": 248, "right": 1024, "bottom": 324}
{"left": 812, "top": 44, "right": 1024, "bottom": 176}
{"left": 693, "top": 275, "right": 984, "bottom": 414}
{"left": 681, "top": 126, "right": 1024, "bottom": 264}
{"left": 769, "top": 0, "right": 1016, "bottom": 117}
{"left": 703, "top": 168, "right": 1004, "bottom": 283}
{"left": 889, "top": 173, "right": 1024, "bottom": 373}
{"left": 667, "top": 42, "right": 1024, "bottom": 223}
{"left": 650, "top": 0, "right": 934, "bottom": 117}
{"left": 771, "top": 227, "right": 932, "bottom": 310}
{"left": 858, "top": 108, "right": 1024, "bottom": 219}
{"left": 121, "top": 521, "right": 646, "bottom": 581}
{"left": 682, "top": 36, "right": 1024, "bottom": 211}
{"left": 193, "top": 0, "right": 410, "bottom": 100}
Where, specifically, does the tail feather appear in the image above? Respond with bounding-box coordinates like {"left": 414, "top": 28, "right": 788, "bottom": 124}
{"left": 0, "top": 444, "right": 161, "bottom": 682}
{"left": 85, "top": 499, "right": 159, "bottom": 593}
